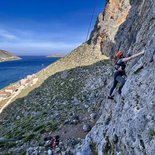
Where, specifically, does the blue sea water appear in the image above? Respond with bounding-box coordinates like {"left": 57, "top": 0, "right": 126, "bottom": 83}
{"left": 0, "top": 56, "right": 60, "bottom": 89}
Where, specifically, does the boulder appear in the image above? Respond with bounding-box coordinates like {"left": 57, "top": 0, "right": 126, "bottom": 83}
{"left": 82, "top": 124, "right": 91, "bottom": 132}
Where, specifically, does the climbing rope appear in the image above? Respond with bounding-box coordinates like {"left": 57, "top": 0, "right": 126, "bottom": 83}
{"left": 85, "top": 0, "right": 98, "bottom": 42}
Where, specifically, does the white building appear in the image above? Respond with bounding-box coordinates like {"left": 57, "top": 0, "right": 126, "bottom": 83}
{"left": 20, "top": 79, "right": 27, "bottom": 86}
{"left": 0, "top": 91, "right": 11, "bottom": 98}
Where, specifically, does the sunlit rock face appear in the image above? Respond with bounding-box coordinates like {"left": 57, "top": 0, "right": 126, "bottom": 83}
{"left": 89, "top": 0, "right": 131, "bottom": 56}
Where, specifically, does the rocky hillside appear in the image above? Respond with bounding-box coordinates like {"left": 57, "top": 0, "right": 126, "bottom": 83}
{"left": 0, "top": 50, "right": 20, "bottom": 62}
{"left": 0, "top": 38, "right": 109, "bottom": 155}
{"left": 79, "top": 0, "right": 155, "bottom": 155}
{"left": 0, "top": 59, "right": 111, "bottom": 154}
{"left": 0, "top": 0, "right": 155, "bottom": 155}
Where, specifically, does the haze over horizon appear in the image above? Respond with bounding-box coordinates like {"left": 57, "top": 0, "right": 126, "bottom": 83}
{"left": 0, "top": 0, "right": 106, "bottom": 56}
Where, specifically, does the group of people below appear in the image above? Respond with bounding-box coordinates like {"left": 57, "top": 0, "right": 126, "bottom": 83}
{"left": 108, "top": 50, "right": 145, "bottom": 100}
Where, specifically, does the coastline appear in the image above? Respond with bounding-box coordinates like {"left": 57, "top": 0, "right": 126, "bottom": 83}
{"left": 0, "top": 74, "right": 38, "bottom": 113}
{"left": 0, "top": 56, "right": 21, "bottom": 63}
{"left": 0, "top": 43, "right": 108, "bottom": 113}
{"left": 0, "top": 57, "right": 61, "bottom": 112}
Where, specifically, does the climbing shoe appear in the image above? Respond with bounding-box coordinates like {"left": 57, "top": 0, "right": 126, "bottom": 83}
{"left": 108, "top": 96, "right": 114, "bottom": 100}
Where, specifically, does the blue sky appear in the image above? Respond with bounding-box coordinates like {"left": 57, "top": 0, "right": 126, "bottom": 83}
{"left": 0, "top": 0, "right": 106, "bottom": 55}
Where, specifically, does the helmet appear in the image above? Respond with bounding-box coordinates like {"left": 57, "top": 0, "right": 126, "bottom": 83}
{"left": 116, "top": 51, "right": 124, "bottom": 59}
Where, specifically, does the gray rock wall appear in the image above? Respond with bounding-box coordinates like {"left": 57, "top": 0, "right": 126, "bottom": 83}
{"left": 79, "top": 0, "right": 155, "bottom": 155}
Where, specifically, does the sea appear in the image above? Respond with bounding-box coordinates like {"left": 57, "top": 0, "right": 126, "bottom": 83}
{"left": 0, "top": 56, "right": 60, "bottom": 89}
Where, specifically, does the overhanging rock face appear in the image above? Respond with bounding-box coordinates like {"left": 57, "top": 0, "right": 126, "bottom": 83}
{"left": 79, "top": 0, "right": 155, "bottom": 155}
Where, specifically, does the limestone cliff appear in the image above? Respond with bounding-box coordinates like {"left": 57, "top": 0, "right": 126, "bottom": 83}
{"left": 0, "top": 50, "right": 21, "bottom": 62}
{"left": 79, "top": 0, "right": 155, "bottom": 155}
{"left": 89, "top": 0, "right": 131, "bottom": 56}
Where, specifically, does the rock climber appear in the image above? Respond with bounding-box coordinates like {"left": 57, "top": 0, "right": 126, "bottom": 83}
{"left": 108, "top": 50, "right": 145, "bottom": 100}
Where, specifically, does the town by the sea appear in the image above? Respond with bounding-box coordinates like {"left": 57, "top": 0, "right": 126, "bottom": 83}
{"left": 0, "top": 56, "right": 60, "bottom": 89}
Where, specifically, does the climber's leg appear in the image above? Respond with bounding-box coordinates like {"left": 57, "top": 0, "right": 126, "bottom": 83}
{"left": 116, "top": 76, "right": 126, "bottom": 95}
{"left": 108, "top": 79, "right": 118, "bottom": 99}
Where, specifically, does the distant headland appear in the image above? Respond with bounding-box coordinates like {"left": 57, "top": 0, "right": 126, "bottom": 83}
{"left": 47, "top": 54, "right": 65, "bottom": 58}
{"left": 0, "top": 50, "right": 21, "bottom": 62}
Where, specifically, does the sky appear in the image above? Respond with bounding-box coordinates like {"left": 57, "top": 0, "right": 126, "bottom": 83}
{"left": 0, "top": 0, "right": 106, "bottom": 56}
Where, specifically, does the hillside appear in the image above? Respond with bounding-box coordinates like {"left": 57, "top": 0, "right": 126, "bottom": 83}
{"left": 0, "top": 42, "right": 109, "bottom": 155}
{"left": 0, "top": 0, "right": 155, "bottom": 155}
{"left": 0, "top": 50, "right": 21, "bottom": 62}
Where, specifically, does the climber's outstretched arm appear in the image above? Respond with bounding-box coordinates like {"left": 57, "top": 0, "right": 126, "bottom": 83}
{"left": 122, "top": 50, "right": 145, "bottom": 62}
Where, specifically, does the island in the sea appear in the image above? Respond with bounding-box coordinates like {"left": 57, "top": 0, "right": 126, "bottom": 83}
{"left": 47, "top": 54, "right": 65, "bottom": 58}
{"left": 0, "top": 49, "right": 21, "bottom": 62}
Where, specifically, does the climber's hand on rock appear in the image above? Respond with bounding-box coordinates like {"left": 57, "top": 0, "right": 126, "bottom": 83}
{"left": 141, "top": 50, "right": 145, "bottom": 55}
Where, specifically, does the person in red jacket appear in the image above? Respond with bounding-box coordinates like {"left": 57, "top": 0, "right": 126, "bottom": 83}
{"left": 51, "top": 135, "right": 60, "bottom": 150}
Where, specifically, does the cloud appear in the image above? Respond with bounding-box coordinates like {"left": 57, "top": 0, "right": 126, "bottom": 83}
{"left": 0, "top": 40, "right": 81, "bottom": 55}
{"left": 0, "top": 29, "right": 18, "bottom": 40}
{"left": 0, "top": 25, "right": 85, "bottom": 55}
{"left": 0, "top": 41, "right": 80, "bottom": 49}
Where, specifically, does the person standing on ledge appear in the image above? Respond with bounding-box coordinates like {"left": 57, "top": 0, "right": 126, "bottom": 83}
{"left": 108, "top": 50, "right": 145, "bottom": 100}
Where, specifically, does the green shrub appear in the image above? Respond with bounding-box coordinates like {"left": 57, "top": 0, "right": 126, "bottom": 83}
{"left": 149, "top": 129, "right": 155, "bottom": 138}
{"left": 90, "top": 142, "right": 98, "bottom": 155}
{"left": 24, "top": 134, "right": 35, "bottom": 142}
{"left": 33, "top": 124, "right": 45, "bottom": 132}
{"left": 45, "top": 122, "right": 58, "bottom": 132}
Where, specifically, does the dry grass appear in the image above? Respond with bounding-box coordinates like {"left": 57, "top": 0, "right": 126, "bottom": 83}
{"left": 0, "top": 43, "right": 109, "bottom": 110}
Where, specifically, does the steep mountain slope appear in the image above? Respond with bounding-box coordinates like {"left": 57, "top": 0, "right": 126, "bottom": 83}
{"left": 79, "top": 0, "right": 155, "bottom": 155}
{"left": 0, "top": 58, "right": 111, "bottom": 155}
{"left": 0, "top": 42, "right": 109, "bottom": 154}
{"left": 0, "top": 50, "right": 20, "bottom": 62}
{"left": 0, "top": 44, "right": 108, "bottom": 112}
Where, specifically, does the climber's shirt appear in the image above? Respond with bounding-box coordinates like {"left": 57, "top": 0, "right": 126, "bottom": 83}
{"left": 114, "top": 59, "right": 126, "bottom": 79}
